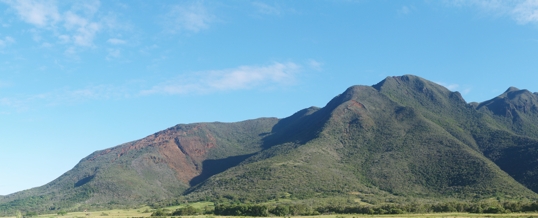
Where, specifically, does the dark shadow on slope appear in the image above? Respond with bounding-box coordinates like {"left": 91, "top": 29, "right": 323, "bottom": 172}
{"left": 261, "top": 107, "right": 329, "bottom": 149}
{"left": 189, "top": 153, "right": 254, "bottom": 186}
{"left": 491, "top": 142, "right": 538, "bottom": 193}
{"left": 187, "top": 108, "right": 329, "bottom": 188}
{"left": 74, "top": 175, "right": 94, "bottom": 188}
{"left": 188, "top": 99, "right": 344, "bottom": 188}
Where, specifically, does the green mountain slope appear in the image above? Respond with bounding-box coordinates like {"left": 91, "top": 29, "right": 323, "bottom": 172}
{"left": 0, "top": 118, "right": 278, "bottom": 212}
{"left": 474, "top": 87, "right": 538, "bottom": 193}
{"left": 187, "top": 77, "right": 536, "bottom": 202}
{"left": 2, "top": 75, "right": 538, "bottom": 214}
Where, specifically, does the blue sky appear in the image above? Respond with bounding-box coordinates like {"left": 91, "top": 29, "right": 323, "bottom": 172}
{"left": 1, "top": 0, "right": 538, "bottom": 195}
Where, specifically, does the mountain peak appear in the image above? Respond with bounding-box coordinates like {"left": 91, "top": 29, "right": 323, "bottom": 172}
{"left": 477, "top": 85, "right": 538, "bottom": 121}
{"left": 505, "top": 86, "right": 520, "bottom": 93}
{"left": 372, "top": 74, "right": 424, "bottom": 91}
{"left": 372, "top": 74, "right": 467, "bottom": 111}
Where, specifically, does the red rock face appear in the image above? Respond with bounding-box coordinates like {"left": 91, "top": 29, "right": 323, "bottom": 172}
{"left": 130, "top": 124, "right": 218, "bottom": 183}
{"left": 157, "top": 125, "right": 217, "bottom": 183}
{"left": 158, "top": 140, "right": 199, "bottom": 184}
{"left": 87, "top": 124, "right": 218, "bottom": 184}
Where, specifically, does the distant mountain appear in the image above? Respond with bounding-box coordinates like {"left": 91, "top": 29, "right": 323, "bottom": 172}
{"left": 2, "top": 75, "right": 538, "bottom": 213}
{"left": 477, "top": 87, "right": 538, "bottom": 136}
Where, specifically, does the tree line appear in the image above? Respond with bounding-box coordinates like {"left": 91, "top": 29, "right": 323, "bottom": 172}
{"left": 150, "top": 201, "right": 538, "bottom": 217}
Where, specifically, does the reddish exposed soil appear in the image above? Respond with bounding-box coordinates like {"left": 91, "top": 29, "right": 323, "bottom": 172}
{"left": 87, "top": 124, "right": 218, "bottom": 184}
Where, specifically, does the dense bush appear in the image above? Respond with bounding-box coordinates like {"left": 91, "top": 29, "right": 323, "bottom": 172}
{"left": 262, "top": 200, "right": 538, "bottom": 216}
{"left": 269, "top": 205, "right": 289, "bottom": 216}
{"left": 214, "top": 204, "right": 268, "bottom": 216}
{"left": 150, "top": 209, "right": 167, "bottom": 217}
{"left": 172, "top": 206, "right": 201, "bottom": 216}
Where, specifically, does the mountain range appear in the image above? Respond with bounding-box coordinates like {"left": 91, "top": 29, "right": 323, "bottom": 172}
{"left": 2, "top": 75, "right": 538, "bottom": 213}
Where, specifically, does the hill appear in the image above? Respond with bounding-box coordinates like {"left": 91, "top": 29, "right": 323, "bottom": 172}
{"left": 2, "top": 75, "right": 538, "bottom": 213}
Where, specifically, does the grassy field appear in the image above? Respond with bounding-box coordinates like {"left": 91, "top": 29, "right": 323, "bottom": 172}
{"left": 20, "top": 212, "right": 538, "bottom": 218}
{"left": 4, "top": 202, "right": 538, "bottom": 218}
{"left": 11, "top": 210, "right": 538, "bottom": 218}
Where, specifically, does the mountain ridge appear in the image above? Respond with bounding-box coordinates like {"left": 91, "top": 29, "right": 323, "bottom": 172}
{"left": 2, "top": 74, "right": 538, "bottom": 213}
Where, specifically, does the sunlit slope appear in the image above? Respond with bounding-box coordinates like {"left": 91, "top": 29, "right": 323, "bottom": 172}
{"left": 2, "top": 75, "right": 538, "bottom": 213}
{"left": 0, "top": 118, "right": 278, "bottom": 211}
{"left": 188, "top": 76, "right": 537, "bottom": 201}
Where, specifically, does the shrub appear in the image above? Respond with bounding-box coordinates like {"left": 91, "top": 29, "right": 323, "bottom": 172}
{"left": 172, "top": 206, "right": 201, "bottom": 216}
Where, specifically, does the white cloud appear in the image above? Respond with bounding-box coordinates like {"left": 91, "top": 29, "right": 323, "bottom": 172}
{"left": 41, "top": 42, "right": 53, "bottom": 48}
{"left": 0, "top": 36, "right": 15, "bottom": 47}
{"left": 2, "top": 0, "right": 61, "bottom": 27}
{"left": 59, "top": 85, "right": 127, "bottom": 101}
{"left": 252, "top": 2, "right": 282, "bottom": 15}
{"left": 139, "top": 44, "right": 159, "bottom": 55}
{"left": 63, "top": 11, "right": 100, "bottom": 47}
{"left": 164, "top": 2, "right": 213, "bottom": 33}
{"left": 446, "top": 84, "right": 460, "bottom": 90}
{"left": 107, "top": 38, "right": 126, "bottom": 45}
{"left": 2, "top": 0, "right": 114, "bottom": 48}
{"left": 106, "top": 48, "right": 120, "bottom": 60}
{"left": 64, "top": 46, "right": 78, "bottom": 58}
{"left": 398, "top": 6, "right": 412, "bottom": 15}
{"left": 142, "top": 62, "right": 301, "bottom": 95}
{"left": 0, "top": 83, "right": 134, "bottom": 112}
{"left": 308, "top": 60, "right": 323, "bottom": 71}
{"left": 35, "top": 85, "right": 129, "bottom": 106}
{"left": 435, "top": 81, "right": 472, "bottom": 94}
{"left": 0, "top": 96, "right": 26, "bottom": 112}
{"left": 445, "top": 0, "right": 538, "bottom": 24}
{"left": 0, "top": 62, "right": 302, "bottom": 111}
{"left": 512, "top": 0, "right": 538, "bottom": 24}
{"left": 58, "top": 34, "right": 70, "bottom": 43}
{"left": 435, "top": 81, "right": 458, "bottom": 89}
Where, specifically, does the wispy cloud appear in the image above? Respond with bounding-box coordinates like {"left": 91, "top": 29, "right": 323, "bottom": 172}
{"left": 252, "top": 2, "right": 282, "bottom": 15}
{"left": 142, "top": 62, "right": 301, "bottom": 95}
{"left": 444, "top": 0, "right": 538, "bottom": 24}
{"left": 0, "top": 96, "right": 27, "bottom": 112}
{"left": 512, "top": 0, "right": 538, "bottom": 24}
{"left": 397, "top": 6, "right": 413, "bottom": 15}
{"left": 2, "top": 0, "right": 61, "bottom": 27}
{"left": 0, "top": 36, "right": 15, "bottom": 47}
{"left": 106, "top": 48, "right": 121, "bottom": 60}
{"left": 107, "top": 38, "right": 126, "bottom": 45}
{"left": 0, "top": 81, "right": 140, "bottom": 114}
{"left": 2, "top": 0, "right": 117, "bottom": 48}
{"left": 2, "top": 84, "right": 131, "bottom": 111}
{"left": 62, "top": 11, "right": 100, "bottom": 47}
{"left": 0, "top": 62, "right": 303, "bottom": 111}
{"left": 308, "top": 60, "right": 323, "bottom": 71}
{"left": 435, "top": 81, "right": 472, "bottom": 95}
{"left": 44, "top": 84, "right": 130, "bottom": 104}
{"left": 164, "top": 1, "right": 214, "bottom": 33}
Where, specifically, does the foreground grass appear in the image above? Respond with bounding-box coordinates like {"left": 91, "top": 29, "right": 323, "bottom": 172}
{"left": 17, "top": 211, "right": 538, "bottom": 218}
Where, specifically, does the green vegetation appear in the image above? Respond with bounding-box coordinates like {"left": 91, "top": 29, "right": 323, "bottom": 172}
{"left": 4, "top": 201, "right": 538, "bottom": 218}
{"left": 3, "top": 75, "right": 538, "bottom": 216}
